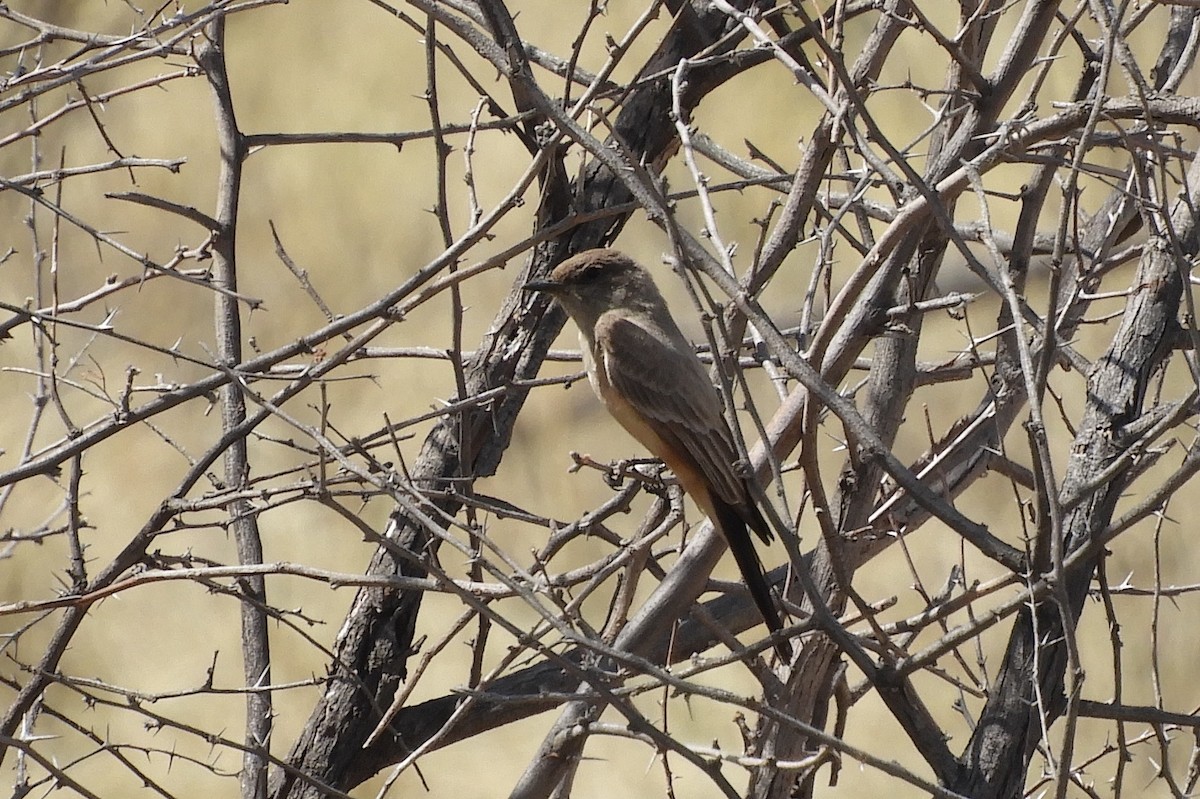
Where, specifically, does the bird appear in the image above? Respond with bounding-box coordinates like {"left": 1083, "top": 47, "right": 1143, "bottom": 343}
{"left": 525, "top": 248, "right": 790, "bottom": 659}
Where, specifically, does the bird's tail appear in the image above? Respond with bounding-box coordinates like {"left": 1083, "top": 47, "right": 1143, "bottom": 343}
{"left": 712, "top": 500, "right": 792, "bottom": 661}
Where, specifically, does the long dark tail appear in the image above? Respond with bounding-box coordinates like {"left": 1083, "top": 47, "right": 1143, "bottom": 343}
{"left": 712, "top": 499, "right": 791, "bottom": 660}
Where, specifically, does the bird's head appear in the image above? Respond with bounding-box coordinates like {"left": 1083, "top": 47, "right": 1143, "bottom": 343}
{"left": 524, "top": 249, "right": 666, "bottom": 328}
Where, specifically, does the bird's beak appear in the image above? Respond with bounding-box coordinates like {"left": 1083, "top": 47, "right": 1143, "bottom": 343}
{"left": 522, "top": 279, "right": 559, "bottom": 294}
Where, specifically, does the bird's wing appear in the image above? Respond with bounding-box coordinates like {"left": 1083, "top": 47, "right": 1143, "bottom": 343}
{"left": 594, "top": 313, "right": 748, "bottom": 509}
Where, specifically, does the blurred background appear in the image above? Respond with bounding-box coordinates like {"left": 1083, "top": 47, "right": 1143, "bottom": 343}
{"left": 1, "top": 1, "right": 1198, "bottom": 797}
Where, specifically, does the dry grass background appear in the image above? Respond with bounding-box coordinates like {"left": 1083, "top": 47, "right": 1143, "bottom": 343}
{"left": 1, "top": 2, "right": 1198, "bottom": 797}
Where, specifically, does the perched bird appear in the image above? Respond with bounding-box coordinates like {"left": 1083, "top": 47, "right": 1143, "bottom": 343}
{"left": 526, "top": 249, "right": 789, "bottom": 658}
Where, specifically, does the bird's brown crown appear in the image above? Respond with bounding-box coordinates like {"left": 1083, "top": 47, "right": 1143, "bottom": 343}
{"left": 548, "top": 249, "right": 645, "bottom": 287}
{"left": 545, "top": 249, "right": 666, "bottom": 314}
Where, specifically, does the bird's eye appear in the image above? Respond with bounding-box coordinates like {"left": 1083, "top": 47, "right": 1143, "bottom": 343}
{"left": 574, "top": 264, "right": 604, "bottom": 284}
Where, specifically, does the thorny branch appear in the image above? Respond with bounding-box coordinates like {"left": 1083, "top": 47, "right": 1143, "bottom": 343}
{"left": 2, "top": 3, "right": 1200, "bottom": 799}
